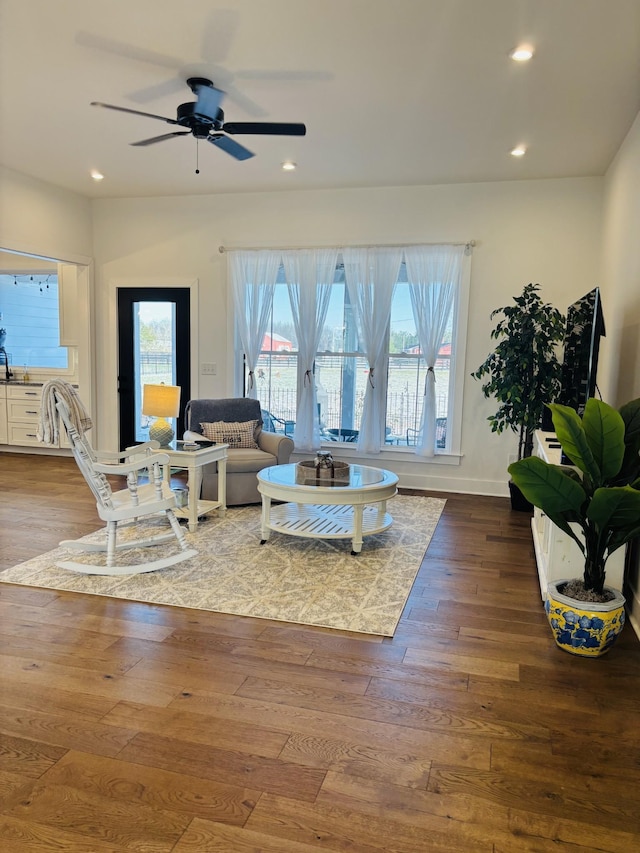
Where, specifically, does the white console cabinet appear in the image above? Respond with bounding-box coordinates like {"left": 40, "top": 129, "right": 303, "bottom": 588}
{"left": 531, "top": 431, "right": 625, "bottom": 599}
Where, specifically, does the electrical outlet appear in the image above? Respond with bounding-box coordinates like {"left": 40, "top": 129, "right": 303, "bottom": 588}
{"left": 201, "top": 362, "right": 217, "bottom": 375}
{"left": 508, "top": 454, "right": 517, "bottom": 465}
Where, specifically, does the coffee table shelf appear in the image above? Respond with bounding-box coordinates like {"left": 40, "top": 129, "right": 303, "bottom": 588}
{"left": 268, "top": 502, "right": 393, "bottom": 540}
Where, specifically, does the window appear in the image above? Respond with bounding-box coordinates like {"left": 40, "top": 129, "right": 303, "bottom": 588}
{"left": 253, "top": 280, "right": 298, "bottom": 428}
{"left": 386, "top": 278, "right": 453, "bottom": 447}
{"left": 0, "top": 272, "right": 68, "bottom": 372}
{"left": 239, "top": 246, "right": 470, "bottom": 455}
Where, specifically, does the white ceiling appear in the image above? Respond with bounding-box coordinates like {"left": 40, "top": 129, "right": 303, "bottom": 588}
{"left": 2, "top": 0, "right": 640, "bottom": 200}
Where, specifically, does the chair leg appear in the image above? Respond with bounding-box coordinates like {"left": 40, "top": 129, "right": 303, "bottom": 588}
{"left": 106, "top": 521, "right": 118, "bottom": 568}
{"left": 166, "top": 509, "right": 192, "bottom": 551}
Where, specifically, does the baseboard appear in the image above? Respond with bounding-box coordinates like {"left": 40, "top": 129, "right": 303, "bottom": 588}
{"left": 396, "top": 470, "right": 509, "bottom": 497}
{"left": 0, "top": 444, "right": 72, "bottom": 457}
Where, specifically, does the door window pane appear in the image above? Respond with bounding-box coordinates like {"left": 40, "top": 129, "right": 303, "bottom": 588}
{"left": 135, "top": 301, "right": 177, "bottom": 442}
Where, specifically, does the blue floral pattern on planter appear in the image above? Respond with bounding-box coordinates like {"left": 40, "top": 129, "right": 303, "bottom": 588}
{"left": 545, "top": 592, "right": 625, "bottom": 657}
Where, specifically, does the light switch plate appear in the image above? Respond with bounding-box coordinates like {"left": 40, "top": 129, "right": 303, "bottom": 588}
{"left": 201, "top": 362, "right": 217, "bottom": 375}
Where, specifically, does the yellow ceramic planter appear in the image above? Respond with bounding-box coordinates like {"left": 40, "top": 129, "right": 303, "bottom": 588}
{"left": 545, "top": 580, "right": 626, "bottom": 657}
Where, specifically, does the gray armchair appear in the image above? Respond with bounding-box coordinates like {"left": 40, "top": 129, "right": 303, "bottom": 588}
{"left": 184, "top": 397, "right": 294, "bottom": 505}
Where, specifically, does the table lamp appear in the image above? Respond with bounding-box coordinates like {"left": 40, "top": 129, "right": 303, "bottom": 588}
{"left": 142, "top": 383, "right": 181, "bottom": 446}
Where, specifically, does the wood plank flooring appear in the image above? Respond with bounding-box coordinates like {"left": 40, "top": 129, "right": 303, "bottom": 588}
{"left": 1, "top": 452, "right": 639, "bottom": 852}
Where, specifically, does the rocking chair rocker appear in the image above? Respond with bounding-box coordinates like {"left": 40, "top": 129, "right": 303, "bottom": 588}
{"left": 54, "top": 394, "right": 197, "bottom": 575}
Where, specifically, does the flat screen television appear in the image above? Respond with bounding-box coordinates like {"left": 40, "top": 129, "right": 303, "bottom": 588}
{"left": 559, "top": 287, "right": 605, "bottom": 416}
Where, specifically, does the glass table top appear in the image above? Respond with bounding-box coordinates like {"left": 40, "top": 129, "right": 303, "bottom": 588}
{"left": 161, "top": 439, "right": 219, "bottom": 454}
{"left": 261, "top": 462, "right": 391, "bottom": 488}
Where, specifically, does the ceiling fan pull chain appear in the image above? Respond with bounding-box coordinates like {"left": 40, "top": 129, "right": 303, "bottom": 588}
{"left": 195, "top": 139, "right": 200, "bottom": 175}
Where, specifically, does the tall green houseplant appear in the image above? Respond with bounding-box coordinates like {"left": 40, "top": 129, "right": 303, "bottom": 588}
{"left": 472, "top": 283, "right": 565, "bottom": 460}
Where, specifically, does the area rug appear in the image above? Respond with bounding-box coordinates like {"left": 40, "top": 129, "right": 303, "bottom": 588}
{"left": 0, "top": 495, "right": 445, "bottom": 636}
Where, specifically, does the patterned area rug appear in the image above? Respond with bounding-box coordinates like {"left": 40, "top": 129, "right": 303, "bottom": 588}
{"left": 0, "top": 495, "right": 445, "bottom": 636}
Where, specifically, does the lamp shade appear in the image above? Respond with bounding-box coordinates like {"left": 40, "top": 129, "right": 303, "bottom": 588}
{"left": 142, "top": 384, "right": 181, "bottom": 418}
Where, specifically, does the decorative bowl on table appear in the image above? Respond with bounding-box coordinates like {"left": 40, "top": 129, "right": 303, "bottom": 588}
{"left": 295, "top": 459, "right": 350, "bottom": 485}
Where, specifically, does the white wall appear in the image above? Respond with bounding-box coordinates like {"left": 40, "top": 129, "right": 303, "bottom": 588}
{"left": 0, "top": 166, "right": 92, "bottom": 262}
{"left": 601, "top": 113, "right": 640, "bottom": 405}
{"left": 602, "top": 110, "right": 640, "bottom": 633}
{"left": 0, "top": 166, "right": 94, "bottom": 408}
{"left": 91, "top": 176, "right": 603, "bottom": 494}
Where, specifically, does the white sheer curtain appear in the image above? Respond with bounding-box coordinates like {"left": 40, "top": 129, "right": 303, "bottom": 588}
{"left": 343, "top": 247, "right": 403, "bottom": 453}
{"left": 229, "top": 250, "right": 281, "bottom": 399}
{"left": 405, "top": 244, "right": 465, "bottom": 456}
{"left": 282, "top": 248, "right": 338, "bottom": 450}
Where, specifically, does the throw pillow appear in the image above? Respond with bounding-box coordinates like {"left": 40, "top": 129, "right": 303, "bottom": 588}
{"left": 200, "top": 419, "right": 259, "bottom": 449}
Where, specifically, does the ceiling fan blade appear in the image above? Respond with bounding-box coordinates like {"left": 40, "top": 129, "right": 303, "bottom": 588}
{"left": 125, "top": 77, "right": 185, "bottom": 105}
{"left": 208, "top": 133, "right": 254, "bottom": 160}
{"left": 220, "top": 83, "right": 269, "bottom": 118}
{"left": 130, "top": 131, "right": 191, "bottom": 146}
{"left": 91, "top": 102, "right": 180, "bottom": 125}
{"left": 190, "top": 79, "right": 224, "bottom": 120}
{"left": 200, "top": 8, "right": 240, "bottom": 64}
{"left": 235, "top": 69, "right": 333, "bottom": 82}
{"left": 222, "top": 122, "right": 306, "bottom": 136}
{"left": 77, "top": 31, "right": 182, "bottom": 71}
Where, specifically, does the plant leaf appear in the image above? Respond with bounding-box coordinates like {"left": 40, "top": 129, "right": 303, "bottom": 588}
{"left": 581, "top": 398, "right": 625, "bottom": 482}
{"left": 549, "top": 403, "right": 600, "bottom": 485}
{"left": 587, "top": 485, "right": 640, "bottom": 532}
{"left": 508, "top": 456, "right": 586, "bottom": 547}
{"left": 509, "top": 456, "right": 586, "bottom": 510}
{"left": 609, "top": 521, "right": 640, "bottom": 555}
{"left": 619, "top": 397, "right": 640, "bottom": 444}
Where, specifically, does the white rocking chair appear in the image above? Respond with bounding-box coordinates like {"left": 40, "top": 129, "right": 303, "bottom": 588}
{"left": 55, "top": 396, "right": 197, "bottom": 575}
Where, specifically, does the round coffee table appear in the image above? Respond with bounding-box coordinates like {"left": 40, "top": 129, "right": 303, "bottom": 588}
{"left": 257, "top": 463, "right": 398, "bottom": 554}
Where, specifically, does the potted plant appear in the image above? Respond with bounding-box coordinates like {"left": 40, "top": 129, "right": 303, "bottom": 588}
{"left": 509, "top": 397, "right": 640, "bottom": 656}
{"left": 471, "top": 283, "right": 565, "bottom": 510}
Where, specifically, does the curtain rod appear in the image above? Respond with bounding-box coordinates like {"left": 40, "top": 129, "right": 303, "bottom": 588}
{"left": 219, "top": 240, "right": 476, "bottom": 254}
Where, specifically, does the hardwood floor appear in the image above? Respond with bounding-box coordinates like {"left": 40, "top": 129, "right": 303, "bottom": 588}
{"left": 1, "top": 452, "right": 639, "bottom": 852}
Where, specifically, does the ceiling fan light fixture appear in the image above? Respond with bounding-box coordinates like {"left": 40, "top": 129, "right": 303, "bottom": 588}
{"left": 281, "top": 161, "right": 297, "bottom": 171}
{"left": 90, "top": 170, "right": 104, "bottom": 181}
{"left": 511, "top": 145, "right": 527, "bottom": 157}
{"left": 510, "top": 45, "right": 534, "bottom": 62}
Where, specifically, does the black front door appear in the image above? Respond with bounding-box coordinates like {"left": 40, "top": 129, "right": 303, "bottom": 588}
{"left": 117, "top": 287, "right": 191, "bottom": 449}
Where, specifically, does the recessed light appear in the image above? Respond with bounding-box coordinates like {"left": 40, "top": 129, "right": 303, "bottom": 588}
{"left": 90, "top": 170, "right": 104, "bottom": 181}
{"left": 511, "top": 146, "right": 527, "bottom": 157}
{"left": 510, "top": 45, "right": 534, "bottom": 62}
{"left": 281, "top": 161, "right": 296, "bottom": 171}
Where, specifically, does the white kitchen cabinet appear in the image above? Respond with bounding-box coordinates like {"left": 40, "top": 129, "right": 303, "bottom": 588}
{"left": 6, "top": 384, "right": 44, "bottom": 446}
{"left": 0, "top": 389, "right": 7, "bottom": 444}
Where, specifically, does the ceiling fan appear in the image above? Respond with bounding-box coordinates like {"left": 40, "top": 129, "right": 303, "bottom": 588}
{"left": 91, "top": 77, "right": 306, "bottom": 161}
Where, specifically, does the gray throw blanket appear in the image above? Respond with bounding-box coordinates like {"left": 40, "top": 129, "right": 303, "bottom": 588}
{"left": 38, "top": 379, "right": 93, "bottom": 445}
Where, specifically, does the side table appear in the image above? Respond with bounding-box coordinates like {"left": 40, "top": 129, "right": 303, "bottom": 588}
{"left": 152, "top": 440, "right": 228, "bottom": 532}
